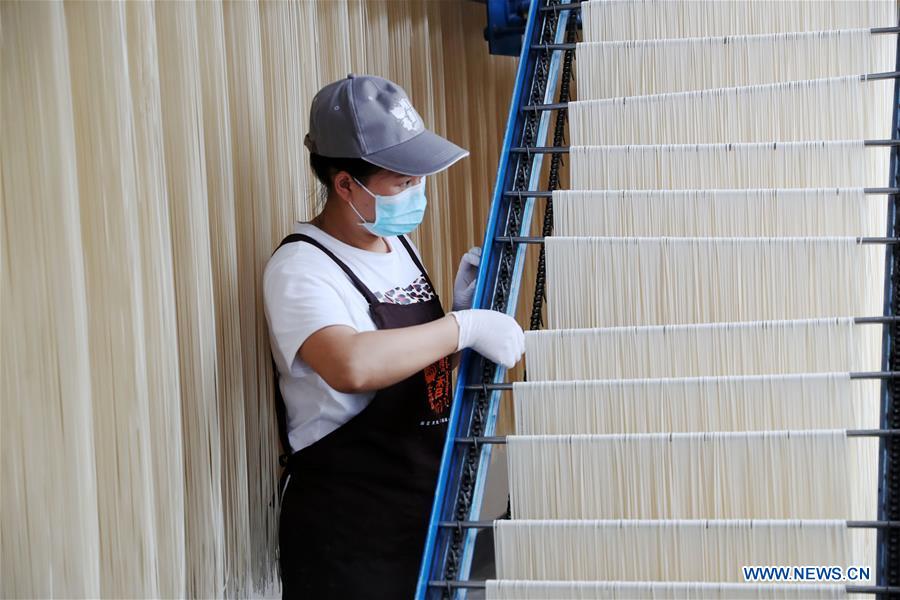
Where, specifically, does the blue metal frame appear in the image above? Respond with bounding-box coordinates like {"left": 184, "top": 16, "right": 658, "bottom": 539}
{"left": 415, "top": 0, "right": 570, "bottom": 596}
{"left": 454, "top": 8, "right": 571, "bottom": 594}
{"left": 876, "top": 28, "right": 900, "bottom": 589}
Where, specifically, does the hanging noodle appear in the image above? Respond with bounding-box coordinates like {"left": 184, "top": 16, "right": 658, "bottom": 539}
{"left": 576, "top": 29, "right": 896, "bottom": 99}
{"left": 1, "top": 3, "right": 103, "bottom": 597}
{"left": 570, "top": 76, "right": 895, "bottom": 145}
{"left": 544, "top": 237, "right": 884, "bottom": 329}
{"left": 581, "top": 0, "right": 897, "bottom": 42}
{"left": 552, "top": 189, "right": 887, "bottom": 238}
{"left": 124, "top": 2, "right": 189, "bottom": 596}
{"left": 570, "top": 142, "right": 890, "bottom": 190}
{"left": 493, "top": 519, "right": 875, "bottom": 583}
{"left": 523, "top": 318, "right": 883, "bottom": 381}
{"left": 512, "top": 374, "right": 880, "bottom": 435}
{"left": 506, "top": 430, "right": 878, "bottom": 520}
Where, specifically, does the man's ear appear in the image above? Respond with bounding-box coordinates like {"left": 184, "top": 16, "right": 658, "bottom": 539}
{"left": 332, "top": 171, "right": 354, "bottom": 202}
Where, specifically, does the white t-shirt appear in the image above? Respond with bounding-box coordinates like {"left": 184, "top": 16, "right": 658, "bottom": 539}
{"left": 263, "top": 221, "right": 438, "bottom": 453}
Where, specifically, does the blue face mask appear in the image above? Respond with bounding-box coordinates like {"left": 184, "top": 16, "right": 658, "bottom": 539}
{"left": 349, "top": 176, "right": 427, "bottom": 237}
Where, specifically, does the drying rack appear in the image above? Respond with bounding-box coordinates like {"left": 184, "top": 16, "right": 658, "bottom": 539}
{"left": 415, "top": 0, "right": 900, "bottom": 597}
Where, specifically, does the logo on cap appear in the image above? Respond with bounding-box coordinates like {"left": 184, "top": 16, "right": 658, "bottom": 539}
{"left": 390, "top": 98, "right": 423, "bottom": 133}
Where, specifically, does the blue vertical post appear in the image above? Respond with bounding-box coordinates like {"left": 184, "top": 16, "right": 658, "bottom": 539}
{"left": 414, "top": 0, "right": 569, "bottom": 597}
{"left": 876, "top": 27, "right": 900, "bottom": 590}
{"left": 454, "top": 6, "right": 571, "bottom": 595}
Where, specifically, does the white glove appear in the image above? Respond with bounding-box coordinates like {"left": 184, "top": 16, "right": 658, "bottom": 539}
{"left": 451, "top": 246, "right": 482, "bottom": 311}
{"left": 449, "top": 309, "right": 525, "bottom": 369}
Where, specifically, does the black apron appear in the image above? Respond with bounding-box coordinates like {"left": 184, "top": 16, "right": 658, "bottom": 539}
{"left": 270, "top": 232, "right": 452, "bottom": 599}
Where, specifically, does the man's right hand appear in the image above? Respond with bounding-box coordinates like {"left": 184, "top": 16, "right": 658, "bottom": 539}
{"left": 448, "top": 309, "right": 525, "bottom": 369}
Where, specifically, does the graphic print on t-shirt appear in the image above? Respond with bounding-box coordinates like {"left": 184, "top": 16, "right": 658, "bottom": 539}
{"left": 376, "top": 275, "right": 451, "bottom": 425}
{"left": 373, "top": 274, "right": 435, "bottom": 304}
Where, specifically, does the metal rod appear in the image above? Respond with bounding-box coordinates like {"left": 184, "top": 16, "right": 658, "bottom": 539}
{"left": 531, "top": 42, "right": 577, "bottom": 51}
{"left": 853, "top": 316, "right": 900, "bottom": 324}
{"left": 427, "top": 580, "right": 900, "bottom": 594}
{"left": 454, "top": 436, "right": 507, "bottom": 445}
{"left": 850, "top": 370, "right": 900, "bottom": 379}
{"left": 489, "top": 235, "right": 538, "bottom": 243}
{"left": 532, "top": 30, "right": 900, "bottom": 52}
{"left": 846, "top": 586, "right": 900, "bottom": 594}
{"left": 495, "top": 236, "right": 900, "bottom": 244}
{"left": 427, "top": 580, "right": 486, "bottom": 590}
{"left": 865, "top": 70, "right": 900, "bottom": 81}
{"left": 465, "top": 372, "right": 900, "bottom": 391}
{"left": 439, "top": 520, "right": 492, "bottom": 529}
{"left": 522, "top": 101, "right": 570, "bottom": 112}
{"left": 464, "top": 383, "right": 514, "bottom": 391}
{"left": 437, "top": 520, "right": 900, "bottom": 530}
{"left": 538, "top": 0, "right": 585, "bottom": 12}
{"left": 504, "top": 189, "right": 900, "bottom": 197}
{"left": 510, "top": 145, "right": 570, "bottom": 154}
{"left": 503, "top": 190, "right": 553, "bottom": 197}
{"left": 510, "top": 140, "right": 900, "bottom": 153}
{"left": 522, "top": 73, "right": 900, "bottom": 112}
{"left": 456, "top": 430, "right": 900, "bottom": 444}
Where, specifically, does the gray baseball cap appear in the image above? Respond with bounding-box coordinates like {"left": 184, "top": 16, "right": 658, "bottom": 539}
{"left": 304, "top": 73, "right": 470, "bottom": 177}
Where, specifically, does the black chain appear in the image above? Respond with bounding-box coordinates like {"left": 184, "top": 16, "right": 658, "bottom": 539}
{"left": 882, "top": 98, "right": 900, "bottom": 595}
{"left": 885, "top": 238, "right": 900, "bottom": 593}
{"left": 528, "top": 14, "right": 577, "bottom": 335}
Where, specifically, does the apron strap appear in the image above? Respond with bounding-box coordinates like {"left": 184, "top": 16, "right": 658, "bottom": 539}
{"left": 274, "top": 233, "right": 379, "bottom": 305}
{"left": 272, "top": 355, "right": 293, "bottom": 464}
{"left": 397, "top": 234, "right": 439, "bottom": 295}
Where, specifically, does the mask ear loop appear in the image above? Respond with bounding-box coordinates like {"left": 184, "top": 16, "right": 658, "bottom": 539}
{"left": 348, "top": 177, "right": 375, "bottom": 226}
{"left": 352, "top": 176, "right": 377, "bottom": 199}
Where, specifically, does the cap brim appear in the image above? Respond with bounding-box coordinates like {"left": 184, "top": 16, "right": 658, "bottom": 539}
{"left": 362, "top": 129, "right": 470, "bottom": 177}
